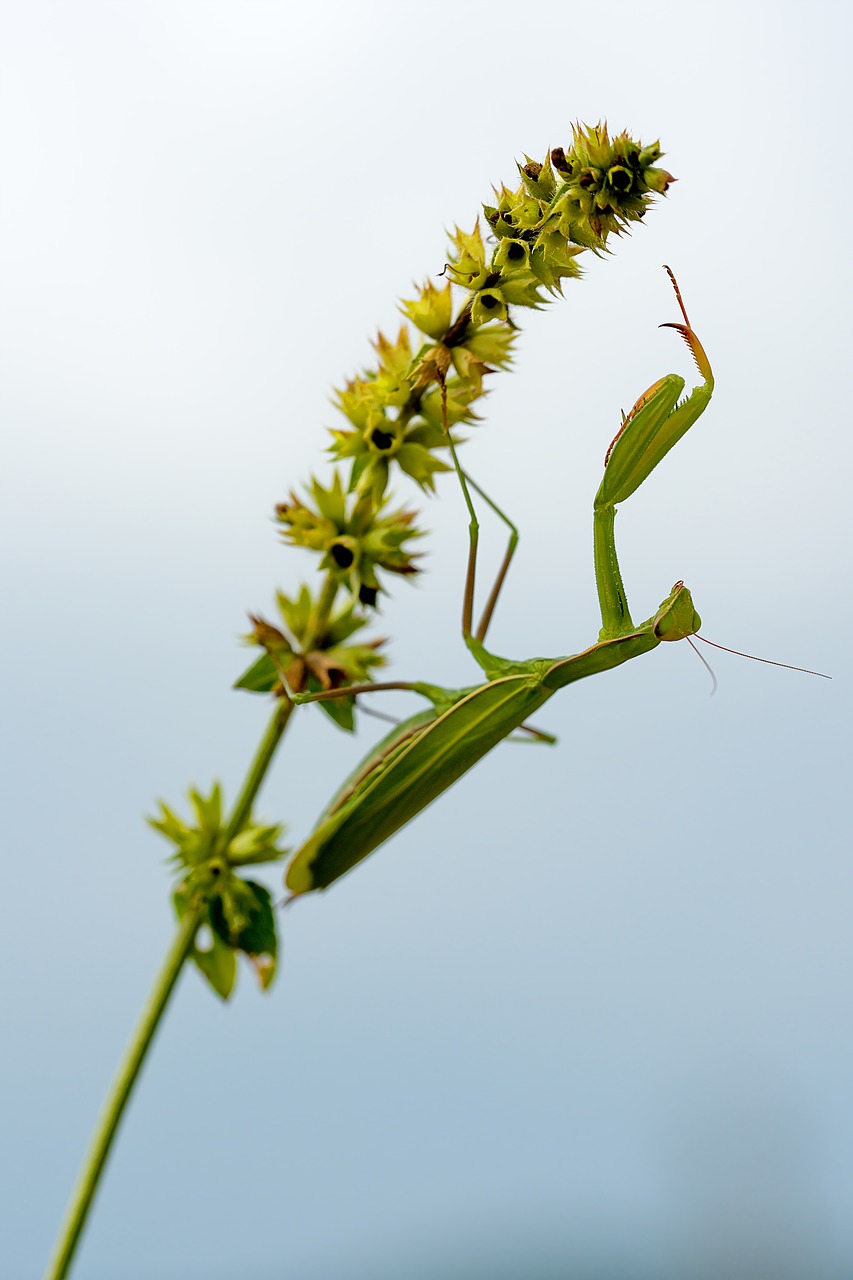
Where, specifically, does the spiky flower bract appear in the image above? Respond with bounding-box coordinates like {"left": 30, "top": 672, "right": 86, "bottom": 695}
{"left": 148, "top": 784, "right": 289, "bottom": 996}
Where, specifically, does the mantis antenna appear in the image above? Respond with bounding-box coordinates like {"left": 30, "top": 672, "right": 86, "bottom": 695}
{"left": 359, "top": 703, "right": 402, "bottom": 726}
{"left": 694, "top": 634, "right": 831, "bottom": 680}
{"left": 686, "top": 635, "right": 719, "bottom": 696}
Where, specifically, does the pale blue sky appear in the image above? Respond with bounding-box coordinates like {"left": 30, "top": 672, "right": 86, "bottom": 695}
{"left": 2, "top": 2, "right": 851, "bottom": 1276}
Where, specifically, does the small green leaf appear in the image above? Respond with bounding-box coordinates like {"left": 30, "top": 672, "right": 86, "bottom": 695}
{"left": 323, "top": 603, "right": 364, "bottom": 645}
{"left": 234, "top": 881, "right": 277, "bottom": 958}
{"left": 395, "top": 443, "right": 452, "bottom": 491}
{"left": 172, "top": 886, "right": 237, "bottom": 1000}
{"left": 209, "top": 880, "right": 279, "bottom": 990}
{"left": 319, "top": 694, "right": 355, "bottom": 732}
{"left": 192, "top": 925, "right": 237, "bottom": 1000}
{"left": 278, "top": 585, "right": 312, "bottom": 637}
{"left": 312, "top": 472, "right": 347, "bottom": 526}
{"left": 234, "top": 652, "right": 280, "bottom": 693}
{"left": 172, "top": 881, "right": 192, "bottom": 920}
{"left": 462, "top": 325, "right": 516, "bottom": 367}
{"left": 497, "top": 273, "right": 545, "bottom": 308}
{"left": 228, "top": 821, "right": 289, "bottom": 866}
{"left": 399, "top": 280, "right": 453, "bottom": 340}
{"left": 190, "top": 783, "right": 222, "bottom": 835}
{"left": 147, "top": 802, "right": 186, "bottom": 844}
{"left": 348, "top": 451, "right": 372, "bottom": 492}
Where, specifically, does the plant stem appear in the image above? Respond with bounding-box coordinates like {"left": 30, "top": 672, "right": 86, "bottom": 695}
{"left": 43, "top": 906, "right": 203, "bottom": 1280}
{"left": 224, "top": 698, "right": 294, "bottom": 841}
{"left": 46, "top": 699, "right": 296, "bottom": 1278}
{"left": 307, "top": 573, "right": 338, "bottom": 648}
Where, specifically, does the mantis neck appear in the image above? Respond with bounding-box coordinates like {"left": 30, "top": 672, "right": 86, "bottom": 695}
{"left": 464, "top": 609, "right": 663, "bottom": 698}
{"left": 593, "top": 504, "right": 634, "bottom": 638}
{"left": 465, "top": 632, "right": 551, "bottom": 682}
{"left": 543, "top": 624, "right": 661, "bottom": 692}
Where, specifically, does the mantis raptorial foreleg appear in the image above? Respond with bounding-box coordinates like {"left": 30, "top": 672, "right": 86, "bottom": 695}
{"left": 593, "top": 266, "right": 714, "bottom": 639}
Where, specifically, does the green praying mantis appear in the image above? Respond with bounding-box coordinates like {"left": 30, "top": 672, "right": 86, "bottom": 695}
{"left": 283, "top": 268, "right": 713, "bottom": 896}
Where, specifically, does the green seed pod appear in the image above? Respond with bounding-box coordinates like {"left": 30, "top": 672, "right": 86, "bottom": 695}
{"left": 638, "top": 140, "right": 662, "bottom": 166}
{"left": 326, "top": 536, "right": 360, "bottom": 572}
{"left": 471, "top": 289, "right": 508, "bottom": 326}
{"left": 494, "top": 238, "right": 530, "bottom": 271}
{"left": 365, "top": 414, "right": 402, "bottom": 457}
{"left": 643, "top": 167, "right": 675, "bottom": 194}
{"left": 607, "top": 164, "right": 633, "bottom": 193}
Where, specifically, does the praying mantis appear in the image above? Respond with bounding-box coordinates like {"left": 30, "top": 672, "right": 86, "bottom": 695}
{"left": 283, "top": 268, "right": 713, "bottom": 896}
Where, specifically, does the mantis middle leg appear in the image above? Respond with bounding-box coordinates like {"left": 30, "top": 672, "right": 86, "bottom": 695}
{"left": 438, "top": 375, "right": 522, "bottom": 653}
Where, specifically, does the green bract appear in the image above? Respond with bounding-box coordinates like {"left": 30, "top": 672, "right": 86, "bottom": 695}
{"left": 275, "top": 471, "right": 422, "bottom": 601}
{"left": 236, "top": 587, "right": 386, "bottom": 731}
{"left": 148, "top": 784, "right": 289, "bottom": 996}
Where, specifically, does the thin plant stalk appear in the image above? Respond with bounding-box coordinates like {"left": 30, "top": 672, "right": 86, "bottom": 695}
{"left": 44, "top": 699, "right": 296, "bottom": 1279}
{"left": 43, "top": 906, "right": 203, "bottom": 1280}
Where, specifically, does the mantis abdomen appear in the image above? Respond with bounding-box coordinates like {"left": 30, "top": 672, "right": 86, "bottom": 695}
{"left": 287, "top": 675, "right": 548, "bottom": 894}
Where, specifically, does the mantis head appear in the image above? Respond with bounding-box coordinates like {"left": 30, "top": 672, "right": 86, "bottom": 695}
{"left": 653, "top": 580, "right": 701, "bottom": 641}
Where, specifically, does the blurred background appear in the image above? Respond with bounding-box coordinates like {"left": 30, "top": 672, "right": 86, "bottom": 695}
{"left": 2, "top": 1, "right": 851, "bottom": 1276}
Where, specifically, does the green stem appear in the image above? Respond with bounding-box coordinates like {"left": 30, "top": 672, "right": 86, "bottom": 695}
{"left": 46, "top": 697, "right": 297, "bottom": 1278}
{"left": 224, "top": 698, "right": 294, "bottom": 842}
{"left": 43, "top": 906, "right": 204, "bottom": 1280}
{"left": 307, "top": 574, "right": 338, "bottom": 649}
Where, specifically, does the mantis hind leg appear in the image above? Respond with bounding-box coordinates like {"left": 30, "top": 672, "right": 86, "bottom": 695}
{"left": 437, "top": 374, "right": 519, "bottom": 645}
{"left": 281, "top": 677, "right": 438, "bottom": 707}
{"left": 507, "top": 722, "right": 558, "bottom": 745}
{"left": 438, "top": 372, "right": 481, "bottom": 643}
{"left": 438, "top": 377, "right": 553, "bottom": 744}
{"left": 463, "top": 471, "right": 519, "bottom": 643}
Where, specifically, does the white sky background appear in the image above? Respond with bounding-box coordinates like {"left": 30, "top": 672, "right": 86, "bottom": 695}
{"left": 2, "top": 2, "right": 851, "bottom": 1276}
